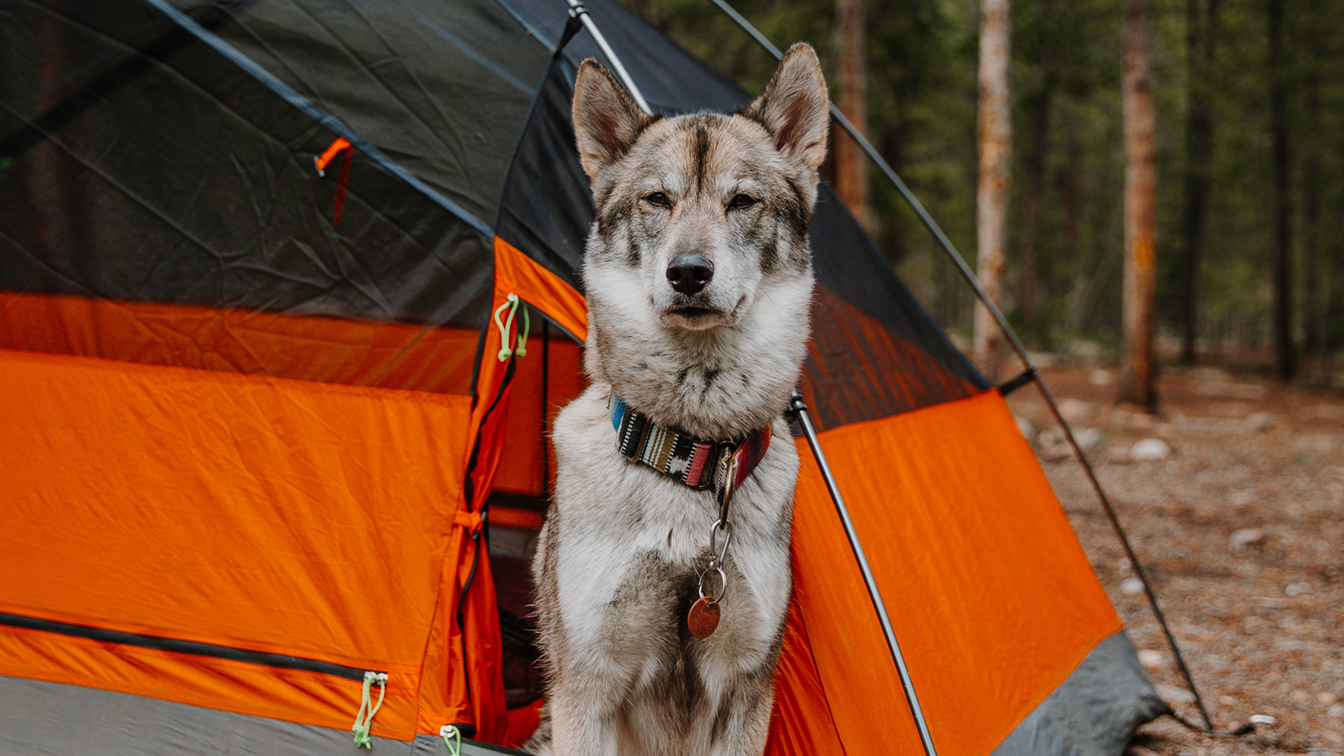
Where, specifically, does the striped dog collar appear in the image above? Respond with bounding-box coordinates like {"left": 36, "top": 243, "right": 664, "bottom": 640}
{"left": 609, "top": 394, "right": 771, "bottom": 498}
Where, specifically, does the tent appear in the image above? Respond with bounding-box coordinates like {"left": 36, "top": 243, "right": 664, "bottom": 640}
{"left": 0, "top": 0, "right": 1167, "bottom": 754}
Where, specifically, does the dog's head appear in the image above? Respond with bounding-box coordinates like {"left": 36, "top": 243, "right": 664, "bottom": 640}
{"left": 573, "top": 44, "right": 828, "bottom": 340}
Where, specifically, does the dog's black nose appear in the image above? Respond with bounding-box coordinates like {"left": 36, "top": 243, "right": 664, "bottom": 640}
{"left": 666, "top": 254, "right": 714, "bottom": 295}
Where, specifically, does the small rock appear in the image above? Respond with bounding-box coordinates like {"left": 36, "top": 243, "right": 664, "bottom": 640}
{"left": 1015, "top": 415, "right": 1037, "bottom": 444}
{"left": 1286, "top": 582, "right": 1311, "bottom": 596}
{"left": 1137, "top": 649, "right": 1166, "bottom": 669}
{"left": 1039, "top": 443, "right": 1072, "bottom": 462}
{"left": 1321, "top": 692, "right": 1339, "bottom": 705}
{"left": 1246, "top": 412, "right": 1278, "bottom": 432}
{"left": 1131, "top": 438, "right": 1172, "bottom": 460}
{"left": 1248, "top": 714, "right": 1277, "bottom": 725}
{"left": 1230, "top": 490, "right": 1254, "bottom": 506}
{"left": 1292, "top": 689, "right": 1313, "bottom": 703}
{"left": 1073, "top": 427, "right": 1104, "bottom": 450}
{"left": 1058, "top": 398, "right": 1094, "bottom": 423}
{"left": 1229, "top": 528, "right": 1265, "bottom": 549}
{"left": 1156, "top": 682, "right": 1196, "bottom": 704}
{"left": 1090, "top": 369, "right": 1114, "bottom": 386}
{"left": 1120, "top": 578, "right": 1145, "bottom": 595}
{"left": 1330, "top": 703, "right": 1344, "bottom": 718}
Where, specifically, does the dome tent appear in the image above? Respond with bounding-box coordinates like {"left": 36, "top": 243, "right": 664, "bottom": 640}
{"left": 0, "top": 1, "right": 1165, "bottom": 754}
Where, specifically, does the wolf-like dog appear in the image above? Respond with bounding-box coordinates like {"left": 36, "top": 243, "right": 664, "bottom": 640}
{"left": 528, "top": 44, "right": 829, "bottom": 756}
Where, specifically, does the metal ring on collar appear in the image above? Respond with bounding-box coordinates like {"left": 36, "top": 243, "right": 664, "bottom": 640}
{"left": 697, "top": 565, "right": 727, "bottom": 604}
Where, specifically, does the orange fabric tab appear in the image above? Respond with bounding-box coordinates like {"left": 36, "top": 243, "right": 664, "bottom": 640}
{"left": 776, "top": 391, "right": 1122, "bottom": 756}
{"left": 0, "top": 292, "right": 477, "bottom": 395}
{"left": 493, "top": 236, "right": 588, "bottom": 341}
{"left": 455, "top": 509, "right": 484, "bottom": 536}
{"left": 315, "top": 137, "right": 353, "bottom": 171}
{"left": 0, "top": 349, "right": 476, "bottom": 737}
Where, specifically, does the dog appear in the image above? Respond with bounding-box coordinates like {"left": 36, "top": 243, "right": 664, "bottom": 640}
{"left": 527, "top": 44, "right": 829, "bottom": 756}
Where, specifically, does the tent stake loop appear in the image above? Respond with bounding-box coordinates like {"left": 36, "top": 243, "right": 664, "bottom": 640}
{"left": 788, "top": 393, "right": 940, "bottom": 756}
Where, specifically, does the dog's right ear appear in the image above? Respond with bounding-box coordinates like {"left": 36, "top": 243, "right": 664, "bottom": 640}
{"left": 572, "top": 59, "right": 651, "bottom": 181}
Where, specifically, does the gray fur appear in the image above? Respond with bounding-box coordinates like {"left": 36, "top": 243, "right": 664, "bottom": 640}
{"left": 528, "top": 44, "right": 828, "bottom": 756}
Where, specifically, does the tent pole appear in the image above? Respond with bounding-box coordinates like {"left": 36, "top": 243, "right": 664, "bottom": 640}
{"left": 562, "top": 0, "right": 654, "bottom": 115}
{"left": 788, "top": 393, "right": 940, "bottom": 756}
{"left": 708, "top": 0, "right": 1214, "bottom": 732}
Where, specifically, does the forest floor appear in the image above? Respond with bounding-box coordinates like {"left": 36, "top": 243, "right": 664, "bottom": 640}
{"left": 1005, "top": 363, "right": 1344, "bottom": 756}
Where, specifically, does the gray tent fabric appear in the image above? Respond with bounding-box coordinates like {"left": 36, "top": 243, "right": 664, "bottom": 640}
{"left": 992, "top": 632, "right": 1169, "bottom": 756}
{"left": 0, "top": 675, "right": 524, "bottom": 756}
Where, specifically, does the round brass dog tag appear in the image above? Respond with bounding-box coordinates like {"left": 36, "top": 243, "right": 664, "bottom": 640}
{"left": 687, "top": 597, "right": 720, "bottom": 639}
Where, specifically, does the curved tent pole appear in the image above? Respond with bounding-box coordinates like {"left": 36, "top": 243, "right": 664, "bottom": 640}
{"left": 707, "top": 0, "right": 1215, "bottom": 733}
{"left": 563, "top": 0, "right": 654, "bottom": 115}
{"left": 787, "top": 393, "right": 941, "bottom": 756}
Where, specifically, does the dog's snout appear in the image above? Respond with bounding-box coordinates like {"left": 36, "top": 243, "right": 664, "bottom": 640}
{"left": 666, "top": 254, "right": 714, "bottom": 295}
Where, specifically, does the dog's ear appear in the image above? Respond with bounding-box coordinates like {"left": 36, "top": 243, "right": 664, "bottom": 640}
{"left": 572, "top": 59, "right": 651, "bottom": 181}
{"left": 743, "top": 43, "right": 829, "bottom": 172}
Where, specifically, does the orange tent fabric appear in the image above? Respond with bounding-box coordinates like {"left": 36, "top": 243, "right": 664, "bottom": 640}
{"left": 768, "top": 391, "right": 1121, "bottom": 756}
{"left": 0, "top": 348, "right": 478, "bottom": 740}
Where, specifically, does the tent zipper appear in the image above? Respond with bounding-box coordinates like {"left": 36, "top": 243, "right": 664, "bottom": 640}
{"left": 0, "top": 611, "right": 379, "bottom": 682}
{"left": 1, "top": 610, "right": 392, "bottom": 744}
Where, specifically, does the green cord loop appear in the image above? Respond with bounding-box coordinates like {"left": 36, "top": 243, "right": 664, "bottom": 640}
{"left": 352, "top": 671, "right": 388, "bottom": 749}
{"left": 439, "top": 725, "right": 462, "bottom": 756}
{"left": 493, "top": 293, "right": 531, "bottom": 361}
{"left": 515, "top": 301, "right": 530, "bottom": 358}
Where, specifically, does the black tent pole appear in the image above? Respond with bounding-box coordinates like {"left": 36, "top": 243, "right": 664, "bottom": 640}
{"left": 788, "top": 393, "right": 941, "bottom": 756}
{"left": 707, "top": 0, "right": 1215, "bottom": 732}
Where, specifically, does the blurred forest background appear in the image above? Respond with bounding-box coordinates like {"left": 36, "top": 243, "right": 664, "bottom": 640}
{"left": 620, "top": 0, "right": 1344, "bottom": 385}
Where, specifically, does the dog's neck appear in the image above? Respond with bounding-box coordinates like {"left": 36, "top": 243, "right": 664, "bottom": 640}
{"left": 585, "top": 276, "right": 812, "bottom": 442}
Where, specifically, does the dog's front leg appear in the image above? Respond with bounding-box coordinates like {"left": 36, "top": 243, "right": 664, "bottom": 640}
{"left": 706, "top": 685, "right": 774, "bottom": 756}
{"left": 546, "top": 669, "right": 623, "bottom": 756}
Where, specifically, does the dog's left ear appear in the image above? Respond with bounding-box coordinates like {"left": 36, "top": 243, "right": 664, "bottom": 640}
{"left": 743, "top": 43, "right": 829, "bottom": 172}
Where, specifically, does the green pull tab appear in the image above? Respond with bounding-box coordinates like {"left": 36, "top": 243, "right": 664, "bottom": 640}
{"left": 439, "top": 725, "right": 462, "bottom": 756}
{"left": 352, "top": 671, "right": 388, "bottom": 749}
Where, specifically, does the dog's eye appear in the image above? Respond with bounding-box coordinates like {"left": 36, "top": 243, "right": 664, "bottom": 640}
{"left": 644, "top": 192, "right": 671, "bottom": 207}
{"left": 729, "top": 193, "right": 757, "bottom": 209}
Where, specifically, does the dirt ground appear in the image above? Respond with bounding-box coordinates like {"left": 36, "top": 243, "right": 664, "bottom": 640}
{"left": 1005, "top": 363, "right": 1344, "bottom": 756}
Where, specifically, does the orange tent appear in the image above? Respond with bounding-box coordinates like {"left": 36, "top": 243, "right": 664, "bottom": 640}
{"left": 0, "top": 1, "right": 1164, "bottom": 754}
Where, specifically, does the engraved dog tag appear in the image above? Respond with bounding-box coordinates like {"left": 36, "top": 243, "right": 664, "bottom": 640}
{"left": 687, "top": 596, "right": 720, "bottom": 639}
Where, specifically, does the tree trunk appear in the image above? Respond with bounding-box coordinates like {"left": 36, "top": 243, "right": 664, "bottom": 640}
{"left": 1018, "top": 0, "right": 1057, "bottom": 327}
{"left": 1119, "top": 0, "right": 1158, "bottom": 411}
{"left": 832, "top": 0, "right": 871, "bottom": 232}
{"left": 974, "top": 0, "right": 1011, "bottom": 380}
{"left": 1179, "top": 0, "right": 1218, "bottom": 365}
{"left": 1268, "top": 0, "right": 1295, "bottom": 381}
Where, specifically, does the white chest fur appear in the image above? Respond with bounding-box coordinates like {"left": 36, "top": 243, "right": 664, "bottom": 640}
{"left": 533, "top": 385, "right": 799, "bottom": 752}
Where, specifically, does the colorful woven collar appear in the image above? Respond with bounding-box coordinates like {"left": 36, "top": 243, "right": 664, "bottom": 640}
{"left": 609, "top": 394, "right": 771, "bottom": 497}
